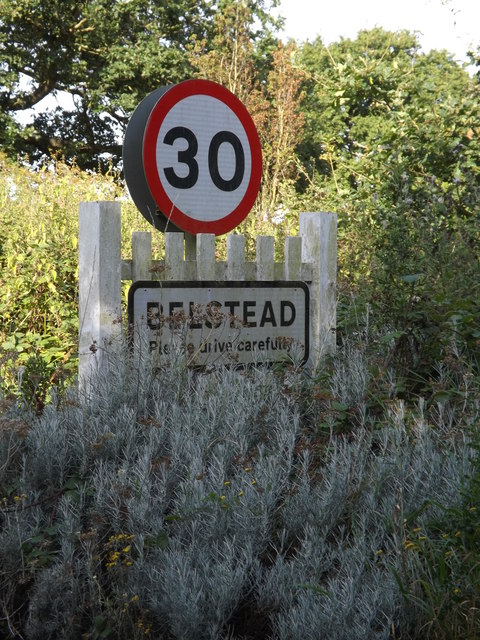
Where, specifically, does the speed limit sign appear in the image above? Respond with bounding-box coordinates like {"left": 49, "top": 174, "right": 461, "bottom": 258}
{"left": 134, "top": 80, "right": 262, "bottom": 236}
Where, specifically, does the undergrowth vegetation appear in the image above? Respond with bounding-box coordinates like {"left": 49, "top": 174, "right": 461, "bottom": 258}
{"left": 1, "top": 330, "right": 479, "bottom": 639}
{"left": 0, "top": 154, "right": 165, "bottom": 408}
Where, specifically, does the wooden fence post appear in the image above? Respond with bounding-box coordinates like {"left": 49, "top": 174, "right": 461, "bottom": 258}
{"left": 227, "top": 235, "right": 245, "bottom": 280}
{"left": 196, "top": 234, "right": 216, "bottom": 280}
{"left": 299, "top": 212, "right": 337, "bottom": 369}
{"left": 284, "top": 236, "right": 302, "bottom": 281}
{"left": 78, "top": 201, "right": 122, "bottom": 388}
{"left": 165, "top": 233, "right": 185, "bottom": 280}
{"left": 256, "top": 236, "right": 274, "bottom": 281}
{"left": 131, "top": 231, "right": 152, "bottom": 281}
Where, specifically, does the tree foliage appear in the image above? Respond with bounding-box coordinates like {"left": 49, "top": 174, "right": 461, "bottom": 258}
{"left": 297, "top": 28, "right": 478, "bottom": 218}
{"left": 189, "top": 1, "right": 304, "bottom": 230}
{"left": 0, "top": 0, "right": 283, "bottom": 169}
{"left": 0, "top": 0, "right": 214, "bottom": 167}
{"left": 296, "top": 28, "right": 480, "bottom": 384}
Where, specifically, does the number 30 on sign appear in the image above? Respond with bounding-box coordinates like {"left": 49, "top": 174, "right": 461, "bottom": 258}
{"left": 125, "top": 80, "right": 262, "bottom": 236}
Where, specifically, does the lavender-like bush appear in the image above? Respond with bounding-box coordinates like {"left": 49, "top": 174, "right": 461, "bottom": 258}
{"left": 0, "top": 332, "right": 476, "bottom": 639}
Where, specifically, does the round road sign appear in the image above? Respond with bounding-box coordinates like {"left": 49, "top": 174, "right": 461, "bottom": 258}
{"left": 142, "top": 79, "right": 262, "bottom": 236}
{"left": 123, "top": 86, "right": 180, "bottom": 232}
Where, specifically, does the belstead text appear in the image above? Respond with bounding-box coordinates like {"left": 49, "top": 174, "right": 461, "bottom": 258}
{"left": 146, "top": 299, "right": 296, "bottom": 330}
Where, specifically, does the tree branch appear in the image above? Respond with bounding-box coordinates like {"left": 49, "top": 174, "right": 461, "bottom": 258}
{"left": 11, "top": 75, "right": 57, "bottom": 111}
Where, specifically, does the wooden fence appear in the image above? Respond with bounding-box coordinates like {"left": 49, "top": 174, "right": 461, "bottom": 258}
{"left": 78, "top": 201, "right": 337, "bottom": 384}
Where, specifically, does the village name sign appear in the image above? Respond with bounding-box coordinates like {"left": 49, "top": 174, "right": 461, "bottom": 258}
{"left": 128, "top": 281, "right": 310, "bottom": 366}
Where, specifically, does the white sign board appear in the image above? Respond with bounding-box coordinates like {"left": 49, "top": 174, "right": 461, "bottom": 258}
{"left": 128, "top": 281, "right": 309, "bottom": 366}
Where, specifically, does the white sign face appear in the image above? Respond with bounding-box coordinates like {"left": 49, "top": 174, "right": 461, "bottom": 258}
{"left": 128, "top": 281, "right": 310, "bottom": 366}
{"left": 154, "top": 95, "right": 251, "bottom": 222}
{"left": 143, "top": 80, "right": 262, "bottom": 236}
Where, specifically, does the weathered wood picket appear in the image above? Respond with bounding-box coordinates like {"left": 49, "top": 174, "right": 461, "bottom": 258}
{"left": 78, "top": 201, "right": 337, "bottom": 385}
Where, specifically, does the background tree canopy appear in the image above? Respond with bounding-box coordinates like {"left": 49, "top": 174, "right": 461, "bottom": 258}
{"left": 0, "top": 0, "right": 279, "bottom": 168}
{"left": 294, "top": 29, "right": 479, "bottom": 380}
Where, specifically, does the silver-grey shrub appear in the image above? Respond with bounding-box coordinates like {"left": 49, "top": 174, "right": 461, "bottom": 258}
{"left": 0, "top": 338, "right": 473, "bottom": 639}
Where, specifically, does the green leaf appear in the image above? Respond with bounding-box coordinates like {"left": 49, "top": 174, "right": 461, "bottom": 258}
{"left": 94, "top": 615, "right": 113, "bottom": 639}
{"left": 379, "top": 330, "right": 404, "bottom": 344}
{"left": 398, "top": 274, "right": 422, "bottom": 284}
{"left": 164, "top": 514, "right": 183, "bottom": 522}
{"left": 144, "top": 531, "right": 169, "bottom": 550}
{"left": 296, "top": 583, "right": 330, "bottom": 597}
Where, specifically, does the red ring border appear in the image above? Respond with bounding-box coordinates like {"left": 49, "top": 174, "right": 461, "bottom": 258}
{"left": 143, "top": 79, "right": 262, "bottom": 236}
